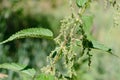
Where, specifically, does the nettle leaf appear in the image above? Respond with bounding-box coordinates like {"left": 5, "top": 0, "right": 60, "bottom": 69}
{"left": 91, "top": 40, "right": 119, "bottom": 57}
{"left": 21, "top": 68, "right": 36, "bottom": 78}
{"left": 0, "top": 28, "right": 53, "bottom": 44}
{"left": 86, "top": 35, "right": 117, "bottom": 56}
{"left": 92, "top": 40, "right": 111, "bottom": 51}
{"left": 35, "top": 73, "right": 54, "bottom": 80}
{"left": 0, "top": 63, "right": 36, "bottom": 79}
{"left": 80, "top": 15, "right": 116, "bottom": 56}
{"left": 86, "top": 35, "right": 113, "bottom": 54}
{"left": 81, "top": 15, "right": 110, "bottom": 52}
{"left": 76, "top": 0, "right": 88, "bottom": 7}
{"left": 82, "top": 15, "right": 94, "bottom": 34}
{"left": 0, "top": 63, "right": 26, "bottom": 71}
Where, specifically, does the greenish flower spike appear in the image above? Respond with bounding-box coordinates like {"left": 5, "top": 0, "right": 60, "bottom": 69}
{"left": 0, "top": 28, "right": 53, "bottom": 44}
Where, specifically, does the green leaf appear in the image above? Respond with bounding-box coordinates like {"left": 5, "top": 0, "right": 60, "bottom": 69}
{"left": 21, "top": 68, "right": 36, "bottom": 78}
{"left": 91, "top": 40, "right": 119, "bottom": 57}
{"left": 86, "top": 35, "right": 112, "bottom": 53}
{"left": 77, "top": 35, "right": 113, "bottom": 55}
{"left": 80, "top": 14, "right": 118, "bottom": 57}
{"left": 0, "top": 63, "right": 36, "bottom": 80}
{"left": 86, "top": 35, "right": 118, "bottom": 57}
{"left": 35, "top": 73, "right": 54, "bottom": 80}
{"left": 81, "top": 15, "right": 94, "bottom": 34}
{"left": 92, "top": 40, "right": 111, "bottom": 51}
{"left": 76, "top": 0, "right": 88, "bottom": 7}
{"left": 20, "top": 68, "right": 36, "bottom": 80}
{"left": 0, "top": 63, "right": 26, "bottom": 71}
{"left": 0, "top": 28, "right": 53, "bottom": 44}
{"left": 81, "top": 15, "right": 111, "bottom": 52}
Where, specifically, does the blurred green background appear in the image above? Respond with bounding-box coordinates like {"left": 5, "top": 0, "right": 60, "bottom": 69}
{"left": 0, "top": 0, "right": 120, "bottom": 80}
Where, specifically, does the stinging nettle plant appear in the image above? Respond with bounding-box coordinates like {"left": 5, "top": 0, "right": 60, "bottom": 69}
{"left": 0, "top": 0, "right": 119, "bottom": 80}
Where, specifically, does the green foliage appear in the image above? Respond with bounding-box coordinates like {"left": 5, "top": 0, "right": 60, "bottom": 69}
{"left": 21, "top": 68, "right": 36, "bottom": 78}
{"left": 0, "top": 63, "right": 36, "bottom": 80}
{"left": 35, "top": 73, "right": 54, "bottom": 80}
{"left": 81, "top": 15, "right": 112, "bottom": 53}
{"left": 81, "top": 15, "right": 93, "bottom": 34}
{"left": 0, "top": 63, "right": 26, "bottom": 71}
{"left": 0, "top": 28, "right": 53, "bottom": 44}
{"left": 76, "top": 0, "right": 88, "bottom": 7}
{"left": 0, "top": 63, "right": 55, "bottom": 80}
{"left": 0, "top": 0, "right": 119, "bottom": 80}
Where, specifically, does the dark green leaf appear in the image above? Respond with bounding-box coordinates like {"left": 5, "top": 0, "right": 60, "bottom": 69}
{"left": 0, "top": 28, "right": 53, "bottom": 44}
